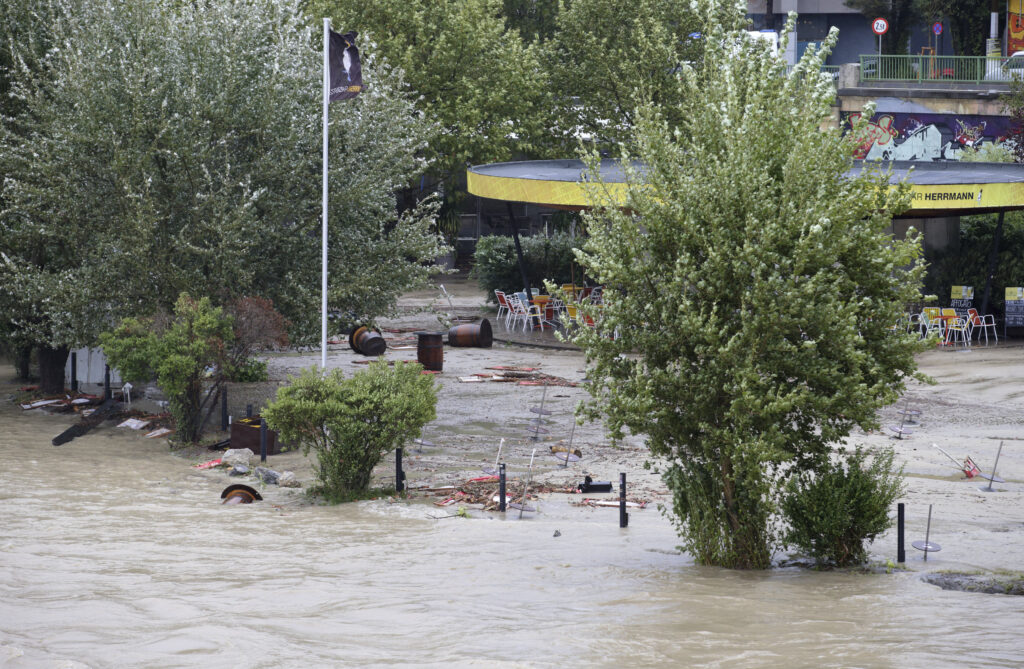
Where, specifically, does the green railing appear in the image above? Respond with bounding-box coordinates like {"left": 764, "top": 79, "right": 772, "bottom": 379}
{"left": 859, "top": 54, "right": 1024, "bottom": 84}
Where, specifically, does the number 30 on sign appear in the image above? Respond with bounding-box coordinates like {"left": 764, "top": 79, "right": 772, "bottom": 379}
{"left": 872, "top": 18, "right": 889, "bottom": 35}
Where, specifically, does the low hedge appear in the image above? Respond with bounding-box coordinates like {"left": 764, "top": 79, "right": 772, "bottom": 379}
{"left": 472, "top": 233, "right": 587, "bottom": 303}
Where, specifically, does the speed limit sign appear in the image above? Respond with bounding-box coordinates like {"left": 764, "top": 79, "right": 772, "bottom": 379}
{"left": 872, "top": 17, "right": 889, "bottom": 35}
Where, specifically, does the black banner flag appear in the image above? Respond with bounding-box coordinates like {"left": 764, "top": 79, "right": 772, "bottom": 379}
{"left": 329, "top": 30, "right": 362, "bottom": 101}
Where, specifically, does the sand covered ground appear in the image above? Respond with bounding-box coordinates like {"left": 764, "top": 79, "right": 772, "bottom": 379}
{"left": 240, "top": 280, "right": 1024, "bottom": 574}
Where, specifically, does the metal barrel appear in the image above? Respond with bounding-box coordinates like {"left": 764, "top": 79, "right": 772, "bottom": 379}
{"left": 415, "top": 331, "right": 444, "bottom": 372}
{"left": 447, "top": 318, "right": 492, "bottom": 348}
{"left": 349, "top": 326, "right": 387, "bottom": 356}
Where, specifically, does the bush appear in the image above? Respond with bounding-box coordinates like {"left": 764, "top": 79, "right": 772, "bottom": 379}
{"left": 100, "top": 294, "right": 234, "bottom": 443}
{"left": 227, "top": 358, "right": 268, "bottom": 382}
{"left": 262, "top": 362, "right": 437, "bottom": 502}
{"left": 472, "top": 232, "right": 587, "bottom": 302}
{"left": 782, "top": 447, "right": 905, "bottom": 567}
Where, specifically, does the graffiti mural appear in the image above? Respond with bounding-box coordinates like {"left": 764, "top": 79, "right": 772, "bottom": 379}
{"left": 843, "top": 112, "right": 1014, "bottom": 161}
{"left": 1011, "top": 0, "right": 1024, "bottom": 55}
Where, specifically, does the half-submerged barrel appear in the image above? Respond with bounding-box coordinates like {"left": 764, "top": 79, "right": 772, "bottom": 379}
{"left": 447, "top": 318, "right": 492, "bottom": 348}
{"left": 349, "top": 325, "right": 387, "bottom": 356}
{"left": 415, "top": 331, "right": 444, "bottom": 372}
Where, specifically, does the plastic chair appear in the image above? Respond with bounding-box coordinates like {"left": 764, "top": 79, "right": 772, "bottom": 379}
{"left": 967, "top": 308, "right": 998, "bottom": 344}
{"left": 494, "top": 290, "right": 511, "bottom": 325}
{"left": 944, "top": 317, "right": 970, "bottom": 348}
{"left": 507, "top": 295, "right": 544, "bottom": 332}
{"left": 921, "top": 307, "right": 943, "bottom": 338}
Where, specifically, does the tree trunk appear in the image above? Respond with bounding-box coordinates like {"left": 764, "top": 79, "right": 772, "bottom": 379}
{"left": 14, "top": 345, "right": 32, "bottom": 381}
{"left": 37, "top": 345, "right": 69, "bottom": 395}
{"left": 980, "top": 211, "right": 1004, "bottom": 316}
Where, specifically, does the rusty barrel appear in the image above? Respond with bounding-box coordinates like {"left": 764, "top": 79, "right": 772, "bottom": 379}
{"left": 447, "top": 318, "right": 492, "bottom": 348}
{"left": 415, "top": 331, "right": 444, "bottom": 372}
{"left": 349, "top": 325, "right": 387, "bottom": 356}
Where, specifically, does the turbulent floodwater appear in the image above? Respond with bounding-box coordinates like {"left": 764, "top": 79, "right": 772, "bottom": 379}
{"left": 2, "top": 396, "right": 1023, "bottom": 668}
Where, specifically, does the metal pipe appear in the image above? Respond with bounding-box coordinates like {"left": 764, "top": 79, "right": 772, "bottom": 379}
{"left": 897, "top": 503, "right": 905, "bottom": 563}
{"left": 70, "top": 352, "right": 78, "bottom": 392}
{"left": 260, "top": 418, "right": 268, "bottom": 463}
{"left": 104, "top": 364, "right": 111, "bottom": 400}
{"left": 396, "top": 447, "right": 405, "bottom": 493}
{"left": 619, "top": 473, "right": 628, "bottom": 528}
{"left": 499, "top": 463, "right": 507, "bottom": 512}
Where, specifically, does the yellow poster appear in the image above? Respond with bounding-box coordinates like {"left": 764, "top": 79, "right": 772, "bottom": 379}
{"left": 1012, "top": 0, "right": 1024, "bottom": 55}
{"left": 951, "top": 286, "right": 974, "bottom": 300}
{"left": 1006, "top": 287, "right": 1024, "bottom": 301}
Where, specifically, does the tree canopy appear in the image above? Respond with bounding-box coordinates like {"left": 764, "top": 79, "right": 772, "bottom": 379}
{"left": 572, "top": 5, "right": 926, "bottom": 568}
{"left": 1, "top": 0, "right": 444, "bottom": 390}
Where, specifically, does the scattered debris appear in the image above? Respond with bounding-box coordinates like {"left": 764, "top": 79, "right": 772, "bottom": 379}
{"left": 221, "top": 484, "right": 262, "bottom": 505}
{"left": 117, "top": 418, "right": 150, "bottom": 430}
{"left": 574, "top": 498, "right": 648, "bottom": 509}
{"left": 253, "top": 466, "right": 280, "bottom": 485}
{"left": 144, "top": 427, "right": 173, "bottom": 439}
{"left": 577, "top": 476, "right": 612, "bottom": 493}
{"left": 279, "top": 471, "right": 301, "bottom": 488}
{"left": 194, "top": 458, "right": 223, "bottom": 470}
{"left": 221, "top": 448, "right": 256, "bottom": 467}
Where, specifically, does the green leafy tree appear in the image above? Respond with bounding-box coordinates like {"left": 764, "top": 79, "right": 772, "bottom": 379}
{"left": 263, "top": 363, "right": 438, "bottom": 502}
{"left": 845, "top": 0, "right": 918, "bottom": 54}
{"left": 307, "top": 0, "right": 551, "bottom": 190}
{"left": 783, "top": 447, "right": 905, "bottom": 567}
{"left": 472, "top": 232, "right": 584, "bottom": 302}
{"left": 503, "top": 0, "right": 560, "bottom": 42}
{"left": 100, "top": 294, "right": 234, "bottom": 444}
{"left": 1, "top": 0, "right": 444, "bottom": 392}
{"left": 545, "top": 0, "right": 701, "bottom": 150}
{"left": 572, "top": 7, "right": 926, "bottom": 569}
{"left": 913, "top": 0, "right": 994, "bottom": 57}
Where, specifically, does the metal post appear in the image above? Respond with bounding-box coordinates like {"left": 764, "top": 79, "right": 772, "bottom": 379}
{"left": 221, "top": 386, "right": 228, "bottom": 432}
{"left": 986, "top": 441, "right": 1004, "bottom": 492}
{"left": 396, "top": 447, "right": 405, "bottom": 493}
{"left": 246, "top": 404, "right": 253, "bottom": 418}
{"left": 259, "top": 418, "right": 267, "bottom": 463}
{"left": 70, "top": 352, "right": 78, "bottom": 392}
{"left": 498, "top": 463, "right": 507, "bottom": 512}
{"left": 897, "top": 503, "right": 906, "bottom": 563}
{"left": 104, "top": 364, "right": 111, "bottom": 400}
{"left": 619, "top": 473, "right": 628, "bottom": 528}
{"left": 923, "top": 504, "right": 933, "bottom": 561}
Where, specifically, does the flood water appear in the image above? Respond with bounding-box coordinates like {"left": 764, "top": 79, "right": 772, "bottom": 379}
{"left": 2, "top": 398, "right": 1023, "bottom": 668}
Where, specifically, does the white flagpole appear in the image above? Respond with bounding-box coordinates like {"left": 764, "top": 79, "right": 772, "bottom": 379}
{"left": 321, "top": 18, "right": 330, "bottom": 371}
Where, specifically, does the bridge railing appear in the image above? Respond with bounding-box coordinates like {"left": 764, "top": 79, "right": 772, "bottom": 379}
{"left": 859, "top": 54, "right": 1024, "bottom": 84}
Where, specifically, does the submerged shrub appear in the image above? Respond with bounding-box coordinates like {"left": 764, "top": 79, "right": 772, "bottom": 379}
{"left": 262, "top": 362, "right": 437, "bottom": 502}
{"left": 782, "top": 447, "right": 905, "bottom": 567}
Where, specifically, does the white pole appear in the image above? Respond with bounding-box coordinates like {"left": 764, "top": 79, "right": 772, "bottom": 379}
{"left": 321, "top": 18, "right": 330, "bottom": 371}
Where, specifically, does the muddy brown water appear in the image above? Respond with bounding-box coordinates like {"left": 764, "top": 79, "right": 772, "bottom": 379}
{"left": 2, "top": 400, "right": 1023, "bottom": 668}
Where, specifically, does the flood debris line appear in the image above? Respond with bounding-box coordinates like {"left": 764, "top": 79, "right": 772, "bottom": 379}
{"left": 932, "top": 443, "right": 1005, "bottom": 482}
{"left": 415, "top": 474, "right": 576, "bottom": 512}
{"left": 467, "top": 368, "right": 578, "bottom": 387}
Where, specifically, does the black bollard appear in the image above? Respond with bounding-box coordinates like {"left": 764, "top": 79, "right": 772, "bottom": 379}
{"left": 499, "top": 463, "right": 507, "bottom": 512}
{"left": 70, "top": 352, "right": 78, "bottom": 392}
{"left": 897, "top": 502, "right": 906, "bottom": 563}
{"left": 259, "top": 418, "right": 268, "bottom": 463}
{"left": 246, "top": 404, "right": 253, "bottom": 418}
{"left": 104, "top": 364, "right": 112, "bottom": 400}
{"left": 619, "top": 473, "right": 628, "bottom": 528}
{"left": 396, "top": 447, "right": 405, "bottom": 493}
{"left": 221, "top": 387, "right": 228, "bottom": 432}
